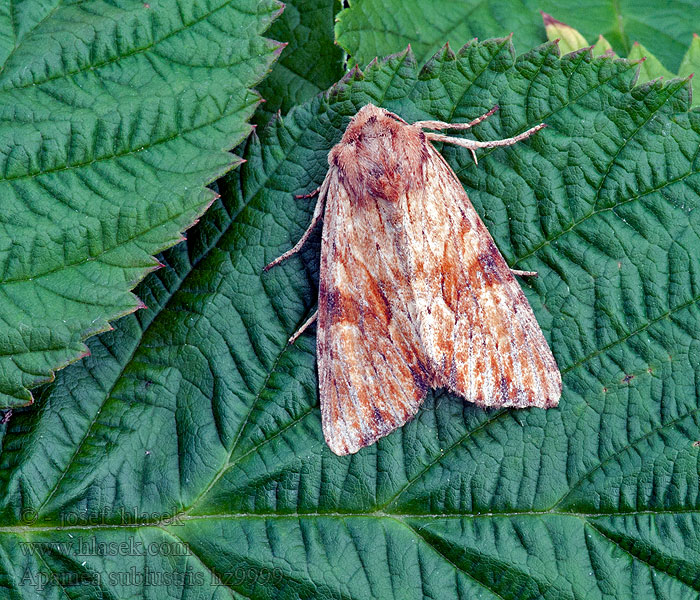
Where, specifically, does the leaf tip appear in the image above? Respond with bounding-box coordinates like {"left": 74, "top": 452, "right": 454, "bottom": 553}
{"left": 540, "top": 11, "right": 562, "bottom": 27}
{"left": 273, "top": 42, "right": 288, "bottom": 59}
{"left": 426, "top": 42, "right": 455, "bottom": 65}
{"left": 271, "top": 1, "right": 285, "bottom": 21}
{"left": 327, "top": 64, "right": 365, "bottom": 100}
{"left": 442, "top": 41, "right": 456, "bottom": 60}
{"left": 386, "top": 44, "right": 415, "bottom": 67}
{"left": 342, "top": 64, "right": 364, "bottom": 84}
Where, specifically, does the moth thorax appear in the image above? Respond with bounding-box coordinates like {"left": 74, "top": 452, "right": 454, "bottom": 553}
{"left": 330, "top": 105, "right": 426, "bottom": 203}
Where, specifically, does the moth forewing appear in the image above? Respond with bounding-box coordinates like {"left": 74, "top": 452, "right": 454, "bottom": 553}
{"left": 316, "top": 170, "right": 429, "bottom": 455}
{"left": 265, "top": 103, "right": 561, "bottom": 455}
{"left": 408, "top": 144, "right": 561, "bottom": 408}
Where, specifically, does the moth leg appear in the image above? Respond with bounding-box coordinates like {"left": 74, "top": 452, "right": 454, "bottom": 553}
{"left": 413, "top": 105, "right": 499, "bottom": 131}
{"left": 289, "top": 310, "right": 318, "bottom": 344}
{"left": 264, "top": 182, "right": 328, "bottom": 272}
{"left": 295, "top": 187, "right": 320, "bottom": 199}
{"left": 425, "top": 122, "right": 546, "bottom": 165}
{"left": 511, "top": 269, "right": 538, "bottom": 278}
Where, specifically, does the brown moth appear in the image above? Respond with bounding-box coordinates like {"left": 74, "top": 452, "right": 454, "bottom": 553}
{"left": 265, "top": 103, "right": 561, "bottom": 456}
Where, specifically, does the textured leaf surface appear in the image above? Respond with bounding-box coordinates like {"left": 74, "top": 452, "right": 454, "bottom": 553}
{"left": 1, "top": 39, "right": 700, "bottom": 598}
{"left": 254, "top": 0, "right": 344, "bottom": 125}
{"left": 541, "top": 14, "right": 699, "bottom": 106}
{"left": 0, "top": 0, "right": 283, "bottom": 408}
{"left": 336, "top": 0, "right": 699, "bottom": 71}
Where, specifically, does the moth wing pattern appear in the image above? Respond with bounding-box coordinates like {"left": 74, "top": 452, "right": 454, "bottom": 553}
{"left": 317, "top": 168, "right": 430, "bottom": 456}
{"left": 268, "top": 103, "right": 560, "bottom": 456}
{"left": 405, "top": 143, "right": 561, "bottom": 408}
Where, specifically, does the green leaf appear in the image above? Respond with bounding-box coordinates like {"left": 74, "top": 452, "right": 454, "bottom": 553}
{"left": 542, "top": 11, "right": 589, "bottom": 55}
{"left": 592, "top": 35, "right": 616, "bottom": 57}
{"left": 0, "top": 0, "right": 283, "bottom": 408}
{"left": 254, "top": 0, "right": 345, "bottom": 126}
{"left": 2, "top": 38, "right": 700, "bottom": 598}
{"left": 538, "top": 14, "right": 696, "bottom": 105}
{"left": 335, "top": 0, "right": 699, "bottom": 71}
{"left": 629, "top": 41, "right": 675, "bottom": 83}
{"left": 540, "top": 14, "right": 616, "bottom": 59}
{"left": 678, "top": 33, "right": 700, "bottom": 107}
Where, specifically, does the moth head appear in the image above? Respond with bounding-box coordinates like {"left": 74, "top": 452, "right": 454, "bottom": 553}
{"left": 329, "top": 103, "right": 427, "bottom": 203}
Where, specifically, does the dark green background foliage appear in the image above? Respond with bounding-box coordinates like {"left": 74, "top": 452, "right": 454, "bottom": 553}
{"left": 254, "top": 0, "right": 344, "bottom": 125}
{"left": 337, "top": 0, "right": 699, "bottom": 71}
{"left": 1, "top": 1, "right": 700, "bottom": 599}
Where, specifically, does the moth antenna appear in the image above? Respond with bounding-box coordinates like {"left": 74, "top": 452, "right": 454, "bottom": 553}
{"left": 425, "top": 122, "right": 546, "bottom": 153}
{"left": 413, "top": 105, "right": 499, "bottom": 131}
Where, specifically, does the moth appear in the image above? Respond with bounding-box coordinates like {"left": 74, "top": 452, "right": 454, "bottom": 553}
{"left": 265, "top": 103, "right": 561, "bottom": 456}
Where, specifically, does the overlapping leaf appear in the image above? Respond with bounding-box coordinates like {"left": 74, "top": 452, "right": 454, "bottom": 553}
{"left": 254, "top": 0, "right": 344, "bottom": 125}
{"left": 1, "top": 38, "right": 700, "bottom": 598}
{"left": 542, "top": 13, "right": 700, "bottom": 106}
{"left": 336, "top": 0, "right": 699, "bottom": 71}
{"left": 0, "top": 0, "right": 283, "bottom": 408}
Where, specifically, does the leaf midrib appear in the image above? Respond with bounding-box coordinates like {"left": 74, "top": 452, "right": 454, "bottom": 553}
{"left": 0, "top": 508, "right": 698, "bottom": 534}
{"left": 12, "top": 510, "right": 700, "bottom": 600}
